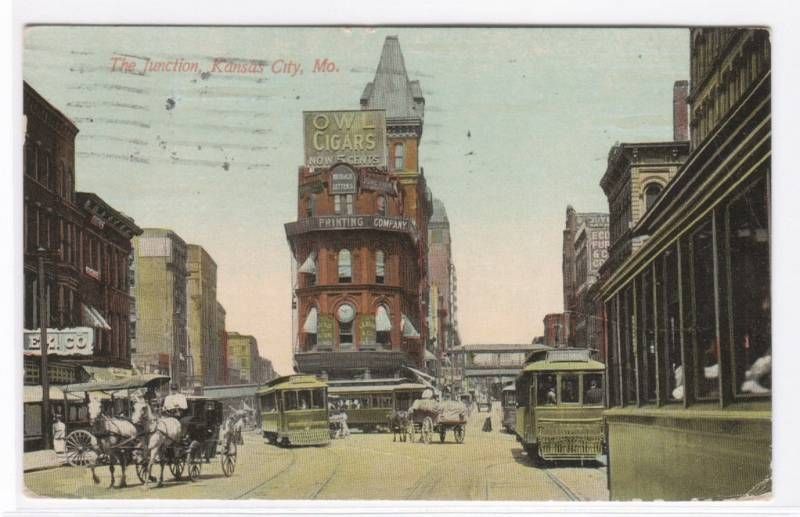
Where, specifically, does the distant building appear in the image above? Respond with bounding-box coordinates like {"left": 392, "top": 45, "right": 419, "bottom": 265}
{"left": 542, "top": 313, "right": 566, "bottom": 348}
{"left": 428, "top": 198, "right": 458, "bottom": 367}
{"left": 187, "top": 244, "right": 220, "bottom": 387}
{"left": 227, "top": 332, "right": 258, "bottom": 383}
{"left": 132, "top": 228, "right": 189, "bottom": 386}
{"left": 562, "top": 207, "right": 609, "bottom": 347}
{"left": 599, "top": 82, "right": 691, "bottom": 276}
{"left": 216, "top": 301, "right": 228, "bottom": 384}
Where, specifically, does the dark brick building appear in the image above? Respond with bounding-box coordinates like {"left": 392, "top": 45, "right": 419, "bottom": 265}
{"left": 23, "top": 82, "right": 141, "bottom": 377}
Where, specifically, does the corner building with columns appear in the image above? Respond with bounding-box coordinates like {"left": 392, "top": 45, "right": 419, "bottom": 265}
{"left": 286, "top": 36, "right": 432, "bottom": 380}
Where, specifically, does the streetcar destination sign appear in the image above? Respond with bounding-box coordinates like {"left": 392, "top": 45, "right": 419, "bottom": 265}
{"left": 303, "top": 110, "right": 387, "bottom": 168}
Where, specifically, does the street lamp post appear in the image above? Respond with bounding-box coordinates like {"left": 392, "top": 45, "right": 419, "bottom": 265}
{"left": 37, "top": 247, "right": 51, "bottom": 450}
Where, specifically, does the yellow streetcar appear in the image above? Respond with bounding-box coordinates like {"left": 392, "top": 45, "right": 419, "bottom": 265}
{"left": 327, "top": 379, "right": 426, "bottom": 432}
{"left": 257, "top": 375, "right": 329, "bottom": 447}
{"left": 515, "top": 348, "right": 606, "bottom": 463}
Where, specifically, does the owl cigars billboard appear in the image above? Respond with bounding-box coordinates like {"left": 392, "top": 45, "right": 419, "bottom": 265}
{"left": 303, "top": 110, "right": 387, "bottom": 168}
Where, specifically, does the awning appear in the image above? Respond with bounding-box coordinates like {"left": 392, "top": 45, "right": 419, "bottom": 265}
{"left": 376, "top": 306, "right": 392, "bottom": 332}
{"left": 401, "top": 314, "right": 420, "bottom": 338}
{"left": 82, "top": 304, "right": 111, "bottom": 330}
{"left": 424, "top": 349, "right": 437, "bottom": 362}
{"left": 24, "top": 386, "right": 77, "bottom": 403}
{"left": 298, "top": 250, "right": 317, "bottom": 274}
{"left": 83, "top": 366, "right": 136, "bottom": 382}
{"left": 302, "top": 307, "right": 318, "bottom": 334}
{"left": 62, "top": 373, "right": 170, "bottom": 394}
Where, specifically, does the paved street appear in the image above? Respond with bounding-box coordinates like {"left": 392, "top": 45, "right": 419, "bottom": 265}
{"left": 24, "top": 405, "right": 608, "bottom": 501}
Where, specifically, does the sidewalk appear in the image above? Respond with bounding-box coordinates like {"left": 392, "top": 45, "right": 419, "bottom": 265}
{"left": 23, "top": 449, "right": 64, "bottom": 473}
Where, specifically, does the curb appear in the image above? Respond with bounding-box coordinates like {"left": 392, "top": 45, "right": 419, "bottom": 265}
{"left": 24, "top": 463, "right": 65, "bottom": 474}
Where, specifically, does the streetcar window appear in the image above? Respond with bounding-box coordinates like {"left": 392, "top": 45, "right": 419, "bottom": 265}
{"left": 560, "top": 375, "right": 579, "bottom": 404}
{"left": 298, "top": 390, "right": 311, "bottom": 410}
{"left": 583, "top": 374, "right": 604, "bottom": 405}
{"left": 284, "top": 391, "right": 298, "bottom": 411}
{"left": 537, "top": 374, "right": 557, "bottom": 405}
{"left": 262, "top": 393, "right": 276, "bottom": 412}
{"left": 311, "top": 389, "right": 325, "bottom": 409}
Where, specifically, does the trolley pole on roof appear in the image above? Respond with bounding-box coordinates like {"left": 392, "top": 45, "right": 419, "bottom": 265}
{"left": 37, "top": 248, "right": 50, "bottom": 450}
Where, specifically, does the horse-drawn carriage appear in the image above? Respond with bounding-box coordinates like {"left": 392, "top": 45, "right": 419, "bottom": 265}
{"left": 405, "top": 397, "right": 468, "bottom": 445}
{"left": 61, "top": 374, "right": 237, "bottom": 488}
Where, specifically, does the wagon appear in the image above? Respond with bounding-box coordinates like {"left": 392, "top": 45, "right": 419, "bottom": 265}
{"left": 61, "top": 376, "right": 237, "bottom": 485}
{"left": 162, "top": 395, "right": 237, "bottom": 481}
{"left": 408, "top": 399, "right": 467, "bottom": 444}
{"left": 60, "top": 374, "right": 170, "bottom": 483}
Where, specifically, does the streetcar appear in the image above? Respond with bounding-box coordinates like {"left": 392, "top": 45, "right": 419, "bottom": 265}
{"left": 327, "top": 379, "right": 426, "bottom": 432}
{"left": 515, "top": 348, "right": 606, "bottom": 463}
{"left": 257, "top": 375, "right": 329, "bottom": 447}
{"left": 500, "top": 382, "right": 516, "bottom": 433}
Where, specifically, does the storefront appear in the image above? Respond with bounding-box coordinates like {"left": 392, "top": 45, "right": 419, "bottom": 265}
{"left": 600, "top": 71, "right": 771, "bottom": 500}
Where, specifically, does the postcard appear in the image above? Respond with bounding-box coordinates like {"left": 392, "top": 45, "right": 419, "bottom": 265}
{"left": 18, "top": 24, "right": 771, "bottom": 504}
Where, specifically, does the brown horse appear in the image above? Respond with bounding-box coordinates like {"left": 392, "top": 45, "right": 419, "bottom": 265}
{"left": 387, "top": 410, "right": 410, "bottom": 442}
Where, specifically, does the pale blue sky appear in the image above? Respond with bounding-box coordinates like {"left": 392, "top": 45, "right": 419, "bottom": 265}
{"left": 23, "top": 27, "right": 689, "bottom": 374}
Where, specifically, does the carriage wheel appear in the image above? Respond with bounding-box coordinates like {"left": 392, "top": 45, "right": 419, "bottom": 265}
{"left": 170, "top": 456, "right": 186, "bottom": 480}
{"left": 220, "top": 441, "right": 237, "bottom": 477}
{"left": 421, "top": 417, "right": 433, "bottom": 445}
{"left": 135, "top": 458, "right": 149, "bottom": 483}
{"left": 454, "top": 425, "right": 465, "bottom": 444}
{"left": 188, "top": 461, "right": 201, "bottom": 481}
{"left": 65, "top": 430, "right": 98, "bottom": 468}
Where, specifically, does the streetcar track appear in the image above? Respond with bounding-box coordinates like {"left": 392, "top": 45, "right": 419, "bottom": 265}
{"left": 233, "top": 447, "right": 297, "bottom": 499}
{"left": 307, "top": 465, "right": 338, "bottom": 499}
{"left": 483, "top": 460, "right": 517, "bottom": 500}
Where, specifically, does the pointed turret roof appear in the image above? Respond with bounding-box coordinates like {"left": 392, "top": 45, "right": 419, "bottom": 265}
{"left": 360, "top": 36, "right": 424, "bottom": 121}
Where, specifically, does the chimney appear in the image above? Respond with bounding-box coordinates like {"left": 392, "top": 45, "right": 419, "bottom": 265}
{"left": 673, "top": 80, "right": 689, "bottom": 141}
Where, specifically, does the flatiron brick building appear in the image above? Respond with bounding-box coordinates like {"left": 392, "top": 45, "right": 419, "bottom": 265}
{"left": 287, "top": 36, "right": 433, "bottom": 379}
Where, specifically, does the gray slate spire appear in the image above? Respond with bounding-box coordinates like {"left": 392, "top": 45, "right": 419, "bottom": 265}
{"left": 360, "top": 36, "right": 425, "bottom": 121}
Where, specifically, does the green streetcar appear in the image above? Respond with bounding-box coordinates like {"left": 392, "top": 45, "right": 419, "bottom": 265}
{"left": 515, "top": 348, "right": 606, "bottom": 463}
{"left": 257, "top": 375, "right": 330, "bottom": 447}
{"left": 327, "top": 379, "right": 426, "bottom": 431}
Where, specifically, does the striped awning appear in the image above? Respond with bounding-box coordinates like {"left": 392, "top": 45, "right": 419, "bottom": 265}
{"left": 298, "top": 250, "right": 316, "bottom": 274}
{"left": 82, "top": 304, "right": 111, "bottom": 330}
{"left": 302, "top": 307, "right": 318, "bottom": 334}
{"left": 376, "top": 306, "right": 392, "bottom": 332}
{"left": 401, "top": 314, "right": 420, "bottom": 338}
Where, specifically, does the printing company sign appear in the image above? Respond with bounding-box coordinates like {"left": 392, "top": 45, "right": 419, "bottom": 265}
{"left": 286, "top": 215, "right": 418, "bottom": 242}
{"left": 303, "top": 110, "right": 387, "bottom": 168}
{"left": 23, "top": 327, "right": 94, "bottom": 356}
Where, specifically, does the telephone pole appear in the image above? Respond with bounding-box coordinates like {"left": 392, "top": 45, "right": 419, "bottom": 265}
{"left": 37, "top": 248, "right": 50, "bottom": 450}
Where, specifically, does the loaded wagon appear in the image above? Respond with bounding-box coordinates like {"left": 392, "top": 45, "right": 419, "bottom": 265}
{"left": 408, "top": 398, "right": 468, "bottom": 444}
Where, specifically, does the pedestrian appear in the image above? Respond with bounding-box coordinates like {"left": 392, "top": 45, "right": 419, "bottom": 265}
{"left": 52, "top": 414, "right": 66, "bottom": 455}
{"left": 482, "top": 416, "right": 492, "bottom": 432}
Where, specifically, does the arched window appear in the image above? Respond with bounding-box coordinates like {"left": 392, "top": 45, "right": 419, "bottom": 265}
{"left": 302, "top": 306, "right": 318, "bottom": 350}
{"left": 338, "top": 249, "right": 351, "bottom": 283}
{"left": 644, "top": 183, "right": 663, "bottom": 212}
{"left": 393, "top": 143, "right": 405, "bottom": 171}
{"left": 375, "top": 250, "right": 385, "bottom": 284}
{"left": 376, "top": 195, "right": 387, "bottom": 216}
{"left": 376, "top": 305, "right": 392, "bottom": 348}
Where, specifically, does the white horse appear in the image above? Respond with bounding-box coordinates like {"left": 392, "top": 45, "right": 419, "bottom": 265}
{"left": 87, "top": 396, "right": 143, "bottom": 489}
{"left": 133, "top": 401, "right": 185, "bottom": 488}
